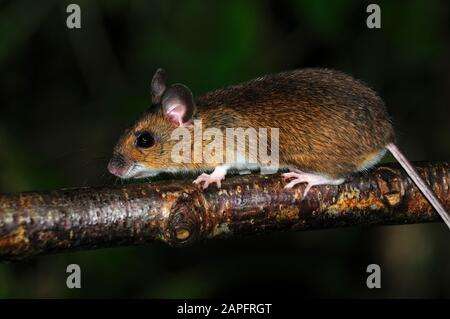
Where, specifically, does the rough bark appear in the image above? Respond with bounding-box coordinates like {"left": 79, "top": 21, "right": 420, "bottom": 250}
{"left": 0, "top": 162, "right": 448, "bottom": 262}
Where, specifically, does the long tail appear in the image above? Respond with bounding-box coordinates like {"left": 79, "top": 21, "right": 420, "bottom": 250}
{"left": 386, "top": 143, "right": 450, "bottom": 229}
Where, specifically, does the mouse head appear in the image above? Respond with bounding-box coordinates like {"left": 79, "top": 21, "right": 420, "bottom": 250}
{"left": 108, "top": 69, "right": 196, "bottom": 179}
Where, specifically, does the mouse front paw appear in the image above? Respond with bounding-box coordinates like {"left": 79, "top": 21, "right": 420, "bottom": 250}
{"left": 193, "top": 172, "right": 225, "bottom": 189}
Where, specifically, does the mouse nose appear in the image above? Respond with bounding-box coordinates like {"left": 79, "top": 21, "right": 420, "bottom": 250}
{"left": 108, "top": 153, "right": 132, "bottom": 177}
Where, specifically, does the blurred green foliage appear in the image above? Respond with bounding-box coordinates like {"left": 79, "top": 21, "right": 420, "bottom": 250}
{"left": 0, "top": 0, "right": 449, "bottom": 298}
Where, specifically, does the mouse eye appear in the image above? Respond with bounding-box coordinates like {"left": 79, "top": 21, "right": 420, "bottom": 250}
{"left": 135, "top": 131, "right": 155, "bottom": 148}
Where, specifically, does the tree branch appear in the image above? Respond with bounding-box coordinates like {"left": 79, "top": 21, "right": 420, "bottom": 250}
{"left": 0, "top": 162, "right": 448, "bottom": 261}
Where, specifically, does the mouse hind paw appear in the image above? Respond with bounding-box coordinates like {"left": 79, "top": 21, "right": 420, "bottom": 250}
{"left": 283, "top": 170, "right": 344, "bottom": 198}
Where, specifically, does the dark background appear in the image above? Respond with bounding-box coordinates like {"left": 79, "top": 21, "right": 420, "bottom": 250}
{"left": 0, "top": 0, "right": 449, "bottom": 298}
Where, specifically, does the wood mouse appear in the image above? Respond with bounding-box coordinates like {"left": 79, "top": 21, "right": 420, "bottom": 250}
{"left": 108, "top": 68, "right": 449, "bottom": 229}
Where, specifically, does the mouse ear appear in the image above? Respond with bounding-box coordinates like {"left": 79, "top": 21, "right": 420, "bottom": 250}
{"left": 161, "top": 84, "right": 196, "bottom": 127}
{"left": 151, "top": 68, "right": 167, "bottom": 104}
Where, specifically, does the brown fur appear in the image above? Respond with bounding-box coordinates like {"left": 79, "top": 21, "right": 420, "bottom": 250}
{"left": 114, "top": 68, "right": 395, "bottom": 179}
